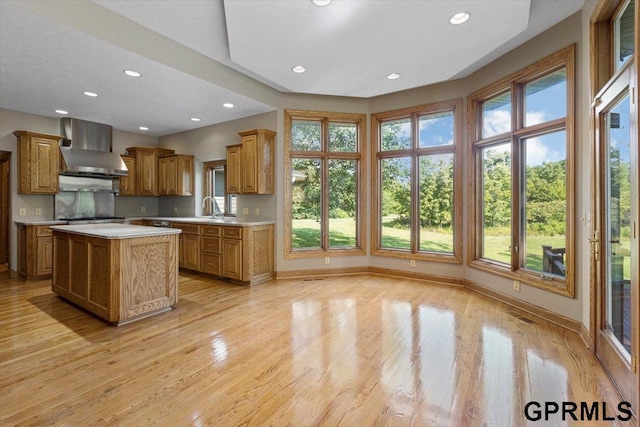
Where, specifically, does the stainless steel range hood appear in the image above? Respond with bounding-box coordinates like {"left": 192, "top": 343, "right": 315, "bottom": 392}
{"left": 59, "top": 118, "right": 128, "bottom": 177}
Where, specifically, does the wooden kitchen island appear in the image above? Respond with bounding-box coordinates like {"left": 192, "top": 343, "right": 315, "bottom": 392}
{"left": 50, "top": 223, "right": 181, "bottom": 325}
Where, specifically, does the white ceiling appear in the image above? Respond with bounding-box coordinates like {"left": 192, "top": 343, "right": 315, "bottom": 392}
{"left": 0, "top": 0, "right": 584, "bottom": 137}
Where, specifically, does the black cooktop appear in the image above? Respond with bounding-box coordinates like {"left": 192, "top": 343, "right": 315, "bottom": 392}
{"left": 65, "top": 216, "right": 125, "bottom": 222}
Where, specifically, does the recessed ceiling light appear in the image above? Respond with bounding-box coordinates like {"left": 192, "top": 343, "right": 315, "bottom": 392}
{"left": 223, "top": 103, "right": 234, "bottom": 108}
{"left": 83, "top": 91, "right": 98, "bottom": 97}
{"left": 124, "top": 69, "right": 142, "bottom": 77}
{"left": 386, "top": 73, "right": 401, "bottom": 80}
{"left": 139, "top": 126, "right": 148, "bottom": 131}
{"left": 55, "top": 110, "right": 69, "bottom": 115}
{"left": 292, "top": 65, "right": 306, "bottom": 73}
{"left": 449, "top": 12, "right": 470, "bottom": 25}
{"left": 191, "top": 117, "right": 201, "bottom": 122}
{"left": 311, "top": 0, "right": 332, "bottom": 6}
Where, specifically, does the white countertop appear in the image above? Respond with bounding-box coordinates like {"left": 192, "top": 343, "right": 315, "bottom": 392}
{"left": 150, "top": 217, "right": 275, "bottom": 226}
{"left": 50, "top": 223, "right": 182, "bottom": 239}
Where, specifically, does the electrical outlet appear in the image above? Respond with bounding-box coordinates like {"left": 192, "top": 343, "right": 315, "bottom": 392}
{"left": 173, "top": 206, "right": 178, "bottom": 213}
{"left": 254, "top": 208, "right": 260, "bottom": 216}
{"left": 325, "top": 256, "right": 330, "bottom": 264}
{"left": 35, "top": 208, "right": 41, "bottom": 216}
{"left": 141, "top": 206, "right": 146, "bottom": 213}
{"left": 513, "top": 280, "right": 520, "bottom": 291}
{"left": 19, "top": 208, "right": 26, "bottom": 216}
{"left": 410, "top": 259, "right": 416, "bottom": 267}
{"left": 242, "top": 208, "right": 249, "bottom": 215}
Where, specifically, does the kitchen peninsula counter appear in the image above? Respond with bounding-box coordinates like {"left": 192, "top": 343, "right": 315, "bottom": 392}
{"left": 50, "top": 224, "right": 181, "bottom": 325}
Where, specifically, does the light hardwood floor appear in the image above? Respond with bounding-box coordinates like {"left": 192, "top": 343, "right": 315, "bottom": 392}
{"left": 0, "top": 272, "right": 633, "bottom": 426}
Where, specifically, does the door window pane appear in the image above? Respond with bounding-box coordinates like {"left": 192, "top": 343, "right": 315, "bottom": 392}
{"left": 418, "top": 111, "right": 454, "bottom": 148}
{"left": 418, "top": 153, "right": 454, "bottom": 253}
{"left": 291, "top": 158, "right": 322, "bottom": 249}
{"left": 329, "top": 159, "right": 357, "bottom": 248}
{"left": 328, "top": 123, "right": 357, "bottom": 152}
{"left": 482, "top": 92, "right": 511, "bottom": 138}
{"left": 481, "top": 143, "right": 511, "bottom": 264}
{"left": 606, "top": 94, "right": 631, "bottom": 354}
{"left": 522, "top": 130, "right": 567, "bottom": 276}
{"left": 380, "top": 157, "right": 411, "bottom": 249}
{"left": 615, "top": 0, "right": 635, "bottom": 70}
{"left": 381, "top": 118, "right": 411, "bottom": 151}
{"left": 525, "top": 69, "right": 567, "bottom": 126}
{"left": 291, "top": 120, "right": 321, "bottom": 151}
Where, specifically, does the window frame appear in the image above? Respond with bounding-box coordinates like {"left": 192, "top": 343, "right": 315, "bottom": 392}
{"left": 467, "top": 45, "right": 576, "bottom": 297}
{"left": 284, "top": 109, "right": 366, "bottom": 259}
{"left": 203, "top": 160, "right": 236, "bottom": 217}
{"left": 371, "top": 98, "right": 463, "bottom": 264}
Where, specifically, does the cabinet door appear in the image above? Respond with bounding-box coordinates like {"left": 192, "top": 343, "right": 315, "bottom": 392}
{"left": 158, "top": 156, "right": 177, "bottom": 196}
{"left": 222, "top": 238, "right": 242, "bottom": 280}
{"left": 241, "top": 134, "right": 257, "bottom": 193}
{"left": 137, "top": 151, "right": 158, "bottom": 196}
{"left": 226, "top": 145, "right": 242, "bottom": 194}
{"left": 178, "top": 156, "right": 194, "bottom": 196}
{"left": 119, "top": 156, "right": 136, "bottom": 196}
{"left": 37, "top": 236, "right": 53, "bottom": 277}
{"left": 31, "top": 138, "right": 59, "bottom": 194}
{"left": 182, "top": 234, "right": 200, "bottom": 270}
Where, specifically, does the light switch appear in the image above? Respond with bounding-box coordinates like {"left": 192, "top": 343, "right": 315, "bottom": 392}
{"left": 242, "top": 208, "right": 249, "bottom": 215}
{"left": 35, "top": 208, "right": 41, "bottom": 216}
{"left": 19, "top": 208, "right": 26, "bottom": 216}
{"left": 254, "top": 208, "right": 260, "bottom": 216}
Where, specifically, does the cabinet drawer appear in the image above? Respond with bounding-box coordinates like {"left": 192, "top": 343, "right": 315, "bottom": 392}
{"left": 171, "top": 223, "right": 200, "bottom": 235}
{"left": 221, "top": 226, "right": 242, "bottom": 239}
{"left": 36, "top": 225, "right": 53, "bottom": 237}
{"left": 201, "top": 237, "right": 221, "bottom": 254}
{"left": 201, "top": 225, "right": 221, "bottom": 237}
{"left": 201, "top": 253, "right": 220, "bottom": 275}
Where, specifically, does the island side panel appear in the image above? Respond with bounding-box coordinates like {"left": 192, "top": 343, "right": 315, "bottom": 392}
{"left": 118, "top": 234, "right": 178, "bottom": 323}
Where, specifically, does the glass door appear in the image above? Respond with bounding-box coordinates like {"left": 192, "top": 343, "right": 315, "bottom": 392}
{"left": 595, "top": 63, "right": 638, "bottom": 413}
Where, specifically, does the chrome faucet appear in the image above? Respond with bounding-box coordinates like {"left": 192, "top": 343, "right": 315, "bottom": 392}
{"left": 201, "top": 196, "right": 224, "bottom": 218}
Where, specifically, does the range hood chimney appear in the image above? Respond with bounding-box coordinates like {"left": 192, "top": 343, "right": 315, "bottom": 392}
{"left": 59, "top": 118, "right": 128, "bottom": 177}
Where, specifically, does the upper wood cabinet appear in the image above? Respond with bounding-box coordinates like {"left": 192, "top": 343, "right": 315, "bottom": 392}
{"left": 226, "top": 129, "right": 276, "bottom": 195}
{"left": 126, "top": 147, "right": 174, "bottom": 196}
{"left": 225, "top": 144, "right": 242, "bottom": 194}
{"left": 118, "top": 155, "right": 136, "bottom": 196}
{"left": 13, "top": 131, "right": 62, "bottom": 194}
{"left": 158, "top": 154, "right": 194, "bottom": 196}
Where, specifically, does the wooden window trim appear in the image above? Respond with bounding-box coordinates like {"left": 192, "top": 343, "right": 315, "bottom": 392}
{"left": 203, "top": 160, "right": 235, "bottom": 217}
{"left": 284, "top": 109, "right": 366, "bottom": 259}
{"left": 467, "top": 45, "right": 576, "bottom": 297}
{"left": 371, "top": 98, "right": 463, "bottom": 264}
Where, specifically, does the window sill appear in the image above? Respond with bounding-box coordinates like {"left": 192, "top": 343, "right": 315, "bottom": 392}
{"left": 285, "top": 247, "right": 366, "bottom": 260}
{"left": 468, "top": 259, "right": 574, "bottom": 297}
{"left": 372, "top": 247, "right": 462, "bottom": 264}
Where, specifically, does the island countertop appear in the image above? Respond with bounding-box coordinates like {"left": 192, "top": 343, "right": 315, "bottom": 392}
{"left": 50, "top": 223, "right": 182, "bottom": 239}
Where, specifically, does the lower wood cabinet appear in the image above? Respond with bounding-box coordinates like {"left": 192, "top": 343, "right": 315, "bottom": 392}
{"left": 171, "top": 223, "right": 200, "bottom": 271}
{"left": 170, "top": 221, "right": 274, "bottom": 285}
{"left": 16, "top": 223, "right": 55, "bottom": 281}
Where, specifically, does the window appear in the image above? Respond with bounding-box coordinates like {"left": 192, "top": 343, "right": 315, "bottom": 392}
{"left": 372, "top": 99, "right": 463, "bottom": 263}
{"left": 468, "top": 45, "right": 575, "bottom": 296}
{"left": 614, "top": 0, "right": 635, "bottom": 71}
{"left": 284, "top": 110, "right": 366, "bottom": 258}
{"left": 203, "top": 160, "right": 236, "bottom": 216}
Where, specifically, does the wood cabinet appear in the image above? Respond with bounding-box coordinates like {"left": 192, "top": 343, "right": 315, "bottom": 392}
{"left": 13, "top": 131, "right": 62, "bottom": 194}
{"left": 16, "top": 223, "right": 55, "bottom": 280}
{"left": 169, "top": 221, "right": 274, "bottom": 285}
{"left": 226, "top": 129, "right": 276, "bottom": 195}
{"left": 51, "top": 229, "right": 179, "bottom": 325}
{"left": 126, "top": 147, "right": 175, "bottom": 196}
{"left": 119, "top": 155, "right": 136, "bottom": 196}
{"left": 171, "top": 223, "right": 200, "bottom": 271}
{"left": 158, "top": 154, "right": 194, "bottom": 196}
{"left": 225, "top": 145, "right": 242, "bottom": 194}
{"left": 200, "top": 225, "right": 221, "bottom": 276}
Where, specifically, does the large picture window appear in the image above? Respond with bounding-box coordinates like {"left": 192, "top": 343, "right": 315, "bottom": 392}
{"left": 468, "top": 45, "right": 575, "bottom": 296}
{"left": 284, "top": 110, "right": 366, "bottom": 258}
{"left": 372, "top": 99, "right": 463, "bottom": 263}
